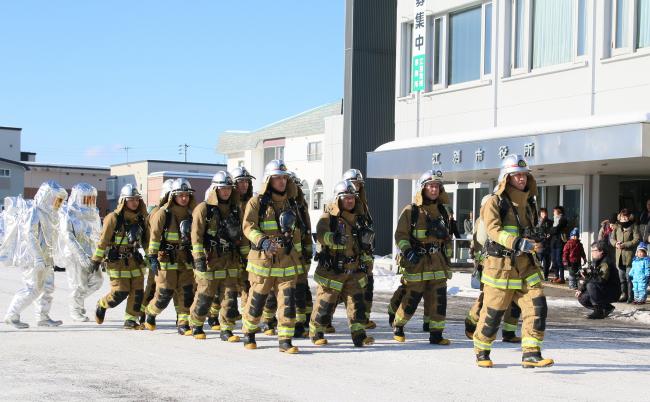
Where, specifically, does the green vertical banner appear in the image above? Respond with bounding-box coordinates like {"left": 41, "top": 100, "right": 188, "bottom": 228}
{"left": 411, "top": 0, "right": 427, "bottom": 93}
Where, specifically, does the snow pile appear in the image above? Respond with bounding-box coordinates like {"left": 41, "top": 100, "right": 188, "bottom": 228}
{"left": 610, "top": 307, "right": 650, "bottom": 325}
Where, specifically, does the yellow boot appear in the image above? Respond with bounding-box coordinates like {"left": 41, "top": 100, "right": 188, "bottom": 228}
{"left": 476, "top": 351, "right": 493, "bottom": 368}
{"left": 522, "top": 352, "right": 554, "bottom": 368}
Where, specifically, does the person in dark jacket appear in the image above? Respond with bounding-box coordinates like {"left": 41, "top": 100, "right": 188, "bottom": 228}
{"left": 638, "top": 199, "right": 650, "bottom": 226}
{"left": 550, "top": 206, "right": 568, "bottom": 283}
{"left": 610, "top": 208, "right": 640, "bottom": 302}
{"left": 537, "top": 208, "right": 553, "bottom": 281}
{"left": 449, "top": 212, "right": 461, "bottom": 239}
{"left": 577, "top": 241, "right": 621, "bottom": 319}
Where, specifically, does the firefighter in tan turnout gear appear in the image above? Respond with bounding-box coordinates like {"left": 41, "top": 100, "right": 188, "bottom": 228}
{"left": 93, "top": 184, "right": 148, "bottom": 330}
{"left": 393, "top": 170, "right": 452, "bottom": 345}
{"left": 241, "top": 160, "right": 304, "bottom": 353}
{"left": 188, "top": 171, "right": 244, "bottom": 342}
{"left": 309, "top": 180, "right": 374, "bottom": 347}
{"left": 145, "top": 178, "right": 197, "bottom": 335}
{"left": 342, "top": 169, "right": 376, "bottom": 329}
{"left": 473, "top": 154, "right": 553, "bottom": 368}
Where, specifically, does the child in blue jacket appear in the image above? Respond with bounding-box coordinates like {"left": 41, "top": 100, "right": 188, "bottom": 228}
{"left": 629, "top": 242, "right": 650, "bottom": 304}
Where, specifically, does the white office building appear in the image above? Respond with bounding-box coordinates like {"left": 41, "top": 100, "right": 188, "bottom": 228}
{"left": 367, "top": 0, "right": 650, "bottom": 260}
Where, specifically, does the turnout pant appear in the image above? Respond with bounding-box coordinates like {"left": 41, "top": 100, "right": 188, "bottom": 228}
{"left": 467, "top": 289, "right": 521, "bottom": 335}
{"left": 473, "top": 284, "right": 547, "bottom": 354}
{"left": 146, "top": 266, "right": 195, "bottom": 326}
{"left": 190, "top": 272, "right": 239, "bottom": 330}
{"left": 99, "top": 274, "right": 144, "bottom": 321}
{"left": 142, "top": 268, "right": 180, "bottom": 317}
{"left": 309, "top": 272, "right": 367, "bottom": 337}
{"left": 394, "top": 278, "right": 448, "bottom": 334}
{"left": 261, "top": 272, "right": 313, "bottom": 325}
{"left": 242, "top": 274, "right": 297, "bottom": 339}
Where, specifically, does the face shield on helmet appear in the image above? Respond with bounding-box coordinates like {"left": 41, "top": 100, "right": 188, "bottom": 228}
{"left": 70, "top": 183, "right": 98, "bottom": 209}
{"left": 170, "top": 178, "right": 194, "bottom": 196}
{"left": 343, "top": 169, "right": 364, "bottom": 183}
{"left": 333, "top": 180, "right": 358, "bottom": 200}
{"left": 119, "top": 183, "right": 142, "bottom": 203}
{"left": 212, "top": 171, "right": 235, "bottom": 188}
{"left": 263, "top": 159, "right": 290, "bottom": 181}
{"left": 498, "top": 154, "right": 531, "bottom": 183}
{"left": 418, "top": 170, "right": 444, "bottom": 189}
{"left": 230, "top": 166, "right": 255, "bottom": 183}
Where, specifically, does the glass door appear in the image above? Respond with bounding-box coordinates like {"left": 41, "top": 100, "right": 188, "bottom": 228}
{"left": 563, "top": 185, "right": 582, "bottom": 231}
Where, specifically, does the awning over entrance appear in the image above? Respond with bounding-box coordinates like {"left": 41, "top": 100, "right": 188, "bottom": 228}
{"left": 367, "top": 113, "right": 650, "bottom": 182}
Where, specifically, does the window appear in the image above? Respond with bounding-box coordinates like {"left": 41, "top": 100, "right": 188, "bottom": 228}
{"left": 400, "top": 22, "right": 413, "bottom": 96}
{"left": 312, "top": 180, "right": 324, "bottom": 210}
{"left": 307, "top": 141, "right": 322, "bottom": 161}
{"left": 263, "top": 146, "right": 284, "bottom": 165}
{"left": 0, "top": 169, "right": 10, "bottom": 177}
{"left": 511, "top": 0, "right": 587, "bottom": 74}
{"left": 448, "top": 6, "right": 482, "bottom": 85}
{"left": 611, "top": 0, "right": 649, "bottom": 55}
{"left": 483, "top": 3, "right": 493, "bottom": 74}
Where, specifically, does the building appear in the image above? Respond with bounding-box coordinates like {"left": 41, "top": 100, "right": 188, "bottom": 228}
{"left": 0, "top": 127, "right": 28, "bottom": 203}
{"left": 23, "top": 162, "right": 110, "bottom": 214}
{"left": 147, "top": 171, "right": 214, "bottom": 206}
{"left": 108, "top": 160, "right": 226, "bottom": 209}
{"left": 367, "top": 0, "right": 650, "bottom": 261}
{"left": 218, "top": 101, "right": 345, "bottom": 227}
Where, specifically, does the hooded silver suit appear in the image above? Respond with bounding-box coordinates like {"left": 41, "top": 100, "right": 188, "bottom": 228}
{"left": 3, "top": 181, "right": 68, "bottom": 328}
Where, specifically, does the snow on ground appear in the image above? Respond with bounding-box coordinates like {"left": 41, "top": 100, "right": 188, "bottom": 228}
{"left": 1, "top": 266, "right": 650, "bottom": 401}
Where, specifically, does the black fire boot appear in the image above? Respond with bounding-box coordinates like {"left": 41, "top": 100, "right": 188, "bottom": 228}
{"left": 95, "top": 302, "right": 106, "bottom": 325}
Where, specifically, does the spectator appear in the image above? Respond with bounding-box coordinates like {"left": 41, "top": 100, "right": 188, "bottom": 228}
{"left": 463, "top": 212, "right": 474, "bottom": 236}
{"left": 449, "top": 212, "right": 461, "bottom": 239}
{"left": 537, "top": 208, "right": 553, "bottom": 281}
{"left": 549, "top": 206, "right": 568, "bottom": 283}
{"left": 598, "top": 214, "right": 617, "bottom": 257}
{"left": 576, "top": 241, "right": 620, "bottom": 319}
{"left": 563, "top": 228, "right": 587, "bottom": 290}
{"left": 610, "top": 208, "right": 640, "bottom": 303}
{"left": 629, "top": 242, "right": 650, "bottom": 305}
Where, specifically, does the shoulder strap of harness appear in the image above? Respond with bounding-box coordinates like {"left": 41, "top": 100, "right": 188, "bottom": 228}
{"left": 111, "top": 211, "right": 125, "bottom": 245}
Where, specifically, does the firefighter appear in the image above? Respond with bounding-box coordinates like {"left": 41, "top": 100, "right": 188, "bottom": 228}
{"left": 261, "top": 172, "right": 314, "bottom": 338}
{"left": 93, "top": 184, "right": 148, "bottom": 330}
{"left": 140, "top": 179, "right": 176, "bottom": 325}
{"left": 309, "top": 180, "right": 374, "bottom": 347}
{"left": 393, "top": 170, "right": 452, "bottom": 345}
{"left": 241, "top": 159, "right": 304, "bottom": 353}
{"left": 473, "top": 154, "right": 553, "bottom": 368}
{"left": 144, "top": 178, "right": 197, "bottom": 335}
{"left": 342, "top": 169, "right": 376, "bottom": 329}
{"left": 465, "top": 199, "right": 522, "bottom": 343}
{"left": 188, "top": 171, "right": 244, "bottom": 341}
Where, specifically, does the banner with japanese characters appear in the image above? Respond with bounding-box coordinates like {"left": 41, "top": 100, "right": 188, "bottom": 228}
{"left": 411, "top": 0, "right": 427, "bottom": 92}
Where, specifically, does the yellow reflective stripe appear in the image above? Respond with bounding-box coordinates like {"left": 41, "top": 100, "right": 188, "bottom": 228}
{"left": 412, "top": 229, "right": 427, "bottom": 239}
{"left": 227, "top": 268, "right": 240, "bottom": 277}
{"left": 525, "top": 272, "right": 542, "bottom": 287}
{"left": 522, "top": 337, "right": 543, "bottom": 349}
{"left": 309, "top": 322, "right": 324, "bottom": 334}
{"left": 473, "top": 336, "right": 493, "bottom": 351}
{"left": 148, "top": 241, "right": 161, "bottom": 254}
{"left": 195, "top": 270, "right": 228, "bottom": 280}
{"left": 124, "top": 313, "right": 138, "bottom": 321}
{"left": 114, "top": 236, "right": 129, "bottom": 245}
{"left": 497, "top": 232, "right": 515, "bottom": 247}
{"left": 397, "top": 240, "right": 411, "bottom": 251}
{"left": 503, "top": 225, "right": 519, "bottom": 235}
{"left": 108, "top": 269, "right": 143, "bottom": 279}
{"left": 190, "top": 317, "right": 204, "bottom": 327}
{"left": 403, "top": 271, "right": 447, "bottom": 282}
{"left": 260, "top": 221, "right": 278, "bottom": 230}
{"left": 324, "top": 232, "right": 335, "bottom": 246}
{"left": 429, "top": 320, "right": 446, "bottom": 330}
{"left": 359, "top": 276, "right": 368, "bottom": 288}
{"left": 160, "top": 262, "right": 179, "bottom": 270}
{"left": 350, "top": 323, "right": 365, "bottom": 332}
{"left": 466, "top": 314, "right": 477, "bottom": 325}
{"left": 314, "top": 273, "right": 343, "bottom": 292}
{"left": 177, "top": 313, "right": 190, "bottom": 322}
{"left": 294, "top": 243, "right": 303, "bottom": 252}
{"left": 246, "top": 262, "right": 298, "bottom": 277}
{"left": 165, "top": 232, "right": 180, "bottom": 241}
{"left": 361, "top": 254, "right": 373, "bottom": 263}
{"left": 192, "top": 244, "right": 205, "bottom": 253}
{"left": 480, "top": 274, "right": 523, "bottom": 290}
{"left": 277, "top": 326, "right": 294, "bottom": 337}
{"left": 94, "top": 248, "right": 105, "bottom": 258}
{"left": 503, "top": 322, "right": 518, "bottom": 332}
{"left": 207, "top": 229, "right": 217, "bottom": 236}
{"left": 240, "top": 245, "right": 251, "bottom": 254}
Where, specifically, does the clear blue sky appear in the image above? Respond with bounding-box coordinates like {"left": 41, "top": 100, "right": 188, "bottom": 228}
{"left": 0, "top": 1, "right": 344, "bottom": 166}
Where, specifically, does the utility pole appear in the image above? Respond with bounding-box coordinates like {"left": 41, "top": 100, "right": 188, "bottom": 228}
{"left": 178, "top": 144, "right": 189, "bottom": 162}
{"left": 121, "top": 146, "right": 132, "bottom": 163}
